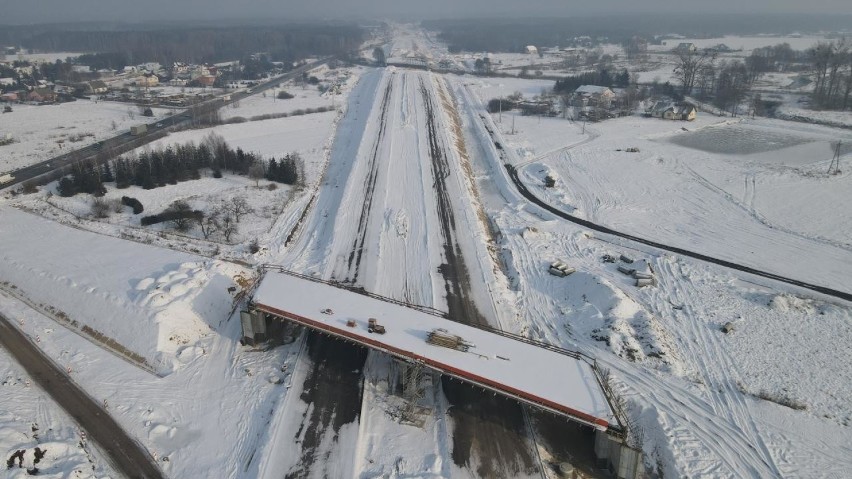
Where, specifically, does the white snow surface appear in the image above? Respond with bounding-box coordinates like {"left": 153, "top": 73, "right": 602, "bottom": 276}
{"left": 0, "top": 101, "right": 170, "bottom": 173}
{"left": 0, "top": 206, "right": 246, "bottom": 368}
{"left": 1, "top": 24, "right": 851, "bottom": 478}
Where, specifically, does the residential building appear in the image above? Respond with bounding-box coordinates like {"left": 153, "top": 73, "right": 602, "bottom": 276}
{"left": 574, "top": 85, "right": 615, "bottom": 108}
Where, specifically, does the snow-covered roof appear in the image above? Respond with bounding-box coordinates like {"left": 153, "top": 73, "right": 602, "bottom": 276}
{"left": 253, "top": 271, "right": 617, "bottom": 430}
{"left": 575, "top": 85, "right": 613, "bottom": 95}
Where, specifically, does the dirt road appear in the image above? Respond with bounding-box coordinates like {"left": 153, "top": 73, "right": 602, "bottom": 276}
{"left": 0, "top": 313, "right": 165, "bottom": 479}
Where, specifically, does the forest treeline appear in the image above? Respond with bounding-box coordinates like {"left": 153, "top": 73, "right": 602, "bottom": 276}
{"left": 423, "top": 15, "right": 852, "bottom": 53}
{"left": 1, "top": 24, "right": 365, "bottom": 65}
{"left": 56, "top": 134, "right": 301, "bottom": 197}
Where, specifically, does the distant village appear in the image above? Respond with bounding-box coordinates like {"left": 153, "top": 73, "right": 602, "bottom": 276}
{"left": 0, "top": 47, "right": 296, "bottom": 108}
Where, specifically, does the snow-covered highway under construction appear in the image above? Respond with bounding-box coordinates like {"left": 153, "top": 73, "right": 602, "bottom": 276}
{"left": 2, "top": 22, "right": 850, "bottom": 479}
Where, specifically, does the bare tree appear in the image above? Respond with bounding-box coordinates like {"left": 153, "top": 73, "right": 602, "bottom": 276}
{"left": 224, "top": 196, "right": 253, "bottom": 222}
{"left": 673, "top": 49, "right": 716, "bottom": 95}
{"left": 715, "top": 61, "right": 750, "bottom": 116}
{"left": 248, "top": 162, "right": 265, "bottom": 187}
{"left": 220, "top": 213, "right": 238, "bottom": 242}
{"left": 197, "top": 211, "right": 220, "bottom": 239}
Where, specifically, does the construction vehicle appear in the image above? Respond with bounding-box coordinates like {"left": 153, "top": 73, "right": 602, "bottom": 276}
{"left": 426, "top": 328, "right": 474, "bottom": 352}
{"left": 367, "top": 318, "right": 386, "bottom": 334}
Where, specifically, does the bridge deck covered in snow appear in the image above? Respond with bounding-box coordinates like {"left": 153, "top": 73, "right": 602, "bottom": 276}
{"left": 252, "top": 270, "right": 619, "bottom": 432}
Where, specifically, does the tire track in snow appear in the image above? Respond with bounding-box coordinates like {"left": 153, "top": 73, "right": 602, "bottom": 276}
{"left": 679, "top": 161, "right": 851, "bottom": 254}
{"left": 420, "top": 74, "right": 538, "bottom": 478}
{"left": 342, "top": 74, "right": 395, "bottom": 284}
{"left": 419, "top": 76, "right": 487, "bottom": 328}
{"left": 651, "top": 259, "right": 781, "bottom": 477}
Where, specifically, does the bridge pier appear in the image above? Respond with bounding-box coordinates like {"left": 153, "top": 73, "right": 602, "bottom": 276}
{"left": 240, "top": 310, "right": 267, "bottom": 345}
{"left": 594, "top": 430, "right": 642, "bottom": 479}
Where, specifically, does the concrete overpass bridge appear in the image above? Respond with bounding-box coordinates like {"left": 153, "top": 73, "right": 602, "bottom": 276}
{"left": 244, "top": 268, "right": 642, "bottom": 478}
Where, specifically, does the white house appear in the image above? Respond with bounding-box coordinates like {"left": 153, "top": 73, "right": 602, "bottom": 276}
{"left": 646, "top": 101, "right": 697, "bottom": 121}
{"left": 574, "top": 85, "right": 615, "bottom": 108}
{"left": 675, "top": 42, "right": 697, "bottom": 53}
{"left": 525, "top": 45, "right": 538, "bottom": 55}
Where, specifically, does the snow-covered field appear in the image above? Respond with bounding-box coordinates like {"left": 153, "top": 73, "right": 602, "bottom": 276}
{"left": 451, "top": 74, "right": 852, "bottom": 477}
{"left": 11, "top": 52, "right": 83, "bottom": 63}
{"left": 0, "top": 100, "right": 170, "bottom": 173}
{"left": 0, "top": 206, "right": 314, "bottom": 478}
{"left": 650, "top": 35, "right": 831, "bottom": 54}
{"left": 2, "top": 24, "right": 851, "bottom": 479}
{"left": 221, "top": 66, "right": 360, "bottom": 121}
{"left": 471, "top": 92, "right": 852, "bottom": 291}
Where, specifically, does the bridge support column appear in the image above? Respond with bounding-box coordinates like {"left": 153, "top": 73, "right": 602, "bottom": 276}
{"left": 240, "top": 310, "right": 267, "bottom": 345}
{"left": 594, "top": 430, "right": 641, "bottom": 479}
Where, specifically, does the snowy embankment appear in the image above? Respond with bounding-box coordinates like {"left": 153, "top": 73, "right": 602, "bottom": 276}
{"left": 0, "top": 101, "right": 170, "bottom": 173}
{"left": 452, "top": 75, "right": 852, "bottom": 477}
{"left": 0, "top": 204, "right": 310, "bottom": 478}
{"left": 0, "top": 206, "right": 246, "bottom": 370}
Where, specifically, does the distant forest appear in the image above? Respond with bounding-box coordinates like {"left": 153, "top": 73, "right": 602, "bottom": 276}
{"left": 0, "top": 23, "right": 365, "bottom": 65}
{"left": 424, "top": 14, "right": 852, "bottom": 53}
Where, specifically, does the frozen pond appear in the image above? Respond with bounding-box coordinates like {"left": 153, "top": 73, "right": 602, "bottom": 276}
{"left": 668, "top": 125, "right": 813, "bottom": 154}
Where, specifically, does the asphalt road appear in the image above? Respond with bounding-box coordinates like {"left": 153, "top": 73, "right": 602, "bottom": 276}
{"left": 2, "top": 58, "right": 328, "bottom": 189}
{"left": 0, "top": 313, "right": 165, "bottom": 479}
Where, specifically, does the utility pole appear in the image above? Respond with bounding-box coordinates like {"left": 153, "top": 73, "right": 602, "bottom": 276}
{"left": 498, "top": 84, "right": 503, "bottom": 124}
{"left": 827, "top": 141, "right": 842, "bottom": 175}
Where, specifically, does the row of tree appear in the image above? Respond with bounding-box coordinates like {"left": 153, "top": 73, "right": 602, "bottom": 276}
{"left": 808, "top": 39, "right": 852, "bottom": 110}
{"left": 553, "top": 67, "right": 632, "bottom": 94}
{"left": 56, "top": 133, "right": 302, "bottom": 197}
{"left": 674, "top": 39, "right": 851, "bottom": 113}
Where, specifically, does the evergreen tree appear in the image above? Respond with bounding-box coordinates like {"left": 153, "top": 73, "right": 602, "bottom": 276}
{"left": 266, "top": 158, "right": 279, "bottom": 181}
{"left": 114, "top": 159, "right": 130, "bottom": 189}
{"left": 57, "top": 176, "right": 77, "bottom": 197}
{"left": 100, "top": 162, "right": 114, "bottom": 183}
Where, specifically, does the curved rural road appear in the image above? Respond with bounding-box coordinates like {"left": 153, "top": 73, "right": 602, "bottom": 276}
{"left": 505, "top": 164, "right": 852, "bottom": 302}
{"left": 0, "top": 313, "right": 165, "bottom": 479}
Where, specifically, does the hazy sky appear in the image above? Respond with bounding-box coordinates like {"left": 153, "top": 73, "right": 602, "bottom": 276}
{"left": 3, "top": 0, "right": 850, "bottom": 24}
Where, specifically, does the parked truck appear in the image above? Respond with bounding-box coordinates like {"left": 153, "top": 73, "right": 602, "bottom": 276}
{"left": 130, "top": 124, "right": 147, "bottom": 136}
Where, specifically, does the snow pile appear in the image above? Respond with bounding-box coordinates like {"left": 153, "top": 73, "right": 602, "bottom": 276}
{"left": 133, "top": 261, "right": 246, "bottom": 358}
{"left": 0, "top": 207, "right": 250, "bottom": 370}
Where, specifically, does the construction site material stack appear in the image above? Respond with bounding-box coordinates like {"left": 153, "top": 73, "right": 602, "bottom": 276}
{"left": 426, "top": 328, "right": 474, "bottom": 352}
